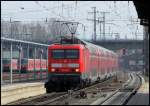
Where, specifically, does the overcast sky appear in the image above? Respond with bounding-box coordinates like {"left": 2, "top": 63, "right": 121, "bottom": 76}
{"left": 1, "top": 1, "right": 143, "bottom": 40}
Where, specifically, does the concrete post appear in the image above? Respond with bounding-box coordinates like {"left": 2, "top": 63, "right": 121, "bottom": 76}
{"left": 34, "top": 47, "right": 36, "bottom": 80}
{"left": 27, "top": 44, "right": 29, "bottom": 80}
{"left": 46, "top": 48, "right": 48, "bottom": 78}
{"left": 1, "top": 42, "right": 3, "bottom": 83}
{"left": 19, "top": 43, "right": 22, "bottom": 81}
{"left": 10, "top": 42, "right": 12, "bottom": 84}
{"left": 40, "top": 48, "right": 43, "bottom": 79}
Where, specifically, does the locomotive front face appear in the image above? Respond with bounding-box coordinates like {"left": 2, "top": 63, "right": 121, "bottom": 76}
{"left": 50, "top": 49, "right": 80, "bottom": 73}
{"left": 47, "top": 45, "right": 82, "bottom": 88}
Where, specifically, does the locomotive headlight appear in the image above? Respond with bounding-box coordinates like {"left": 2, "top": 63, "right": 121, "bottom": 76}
{"left": 51, "top": 68, "right": 55, "bottom": 72}
{"left": 75, "top": 68, "right": 79, "bottom": 72}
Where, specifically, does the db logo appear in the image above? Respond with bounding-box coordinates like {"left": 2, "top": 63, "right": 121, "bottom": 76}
{"left": 62, "top": 64, "right": 68, "bottom": 67}
{"left": 64, "top": 60, "right": 67, "bottom": 63}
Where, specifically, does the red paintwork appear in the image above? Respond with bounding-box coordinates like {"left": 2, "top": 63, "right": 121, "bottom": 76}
{"left": 41, "top": 59, "right": 47, "bottom": 70}
{"left": 48, "top": 44, "right": 82, "bottom": 73}
{"left": 28, "top": 59, "right": 34, "bottom": 71}
{"left": 3, "top": 59, "right": 18, "bottom": 71}
{"left": 21, "top": 59, "right": 47, "bottom": 72}
{"left": 48, "top": 43, "right": 119, "bottom": 78}
{"left": 35, "top": 59, "right": 40, "bottom": 70}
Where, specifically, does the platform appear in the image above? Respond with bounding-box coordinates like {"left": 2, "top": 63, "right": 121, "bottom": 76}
{"left": 1, "top": 82, "right": 46, "bottom": 105}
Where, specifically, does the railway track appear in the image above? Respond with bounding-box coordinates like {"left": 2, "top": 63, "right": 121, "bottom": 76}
{"left": 7, "top": 72, "right": 131, "bottom": 105}
{"left": 7, "top": 92, "right": 66, "bottom": 105}
{"left": 97, "top": 72, "right": 142, "bottom": 105}
{"left": 7, "top": 76, "right": 117, "bottom": 105}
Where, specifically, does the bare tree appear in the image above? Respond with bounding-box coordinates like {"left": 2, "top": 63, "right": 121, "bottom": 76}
{"left": 1, "top": 18, "right": 71, "bottom": 44}
{"left": 1, "top": 20, "right": 4, "bottom": 37}
{"left": 21, "top": 24, "right": 28, "bottom": 40}
{"left": 1, "top": 21, "right": 10, "bottom": 38}
{"left": 28, "top": 22, "right": 36, "bottom": 42}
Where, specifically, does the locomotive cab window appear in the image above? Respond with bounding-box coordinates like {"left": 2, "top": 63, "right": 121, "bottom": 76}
{"left": 52, "top": 50, "right": 65, "bottom": 59}
{"left": 51, "top": 49, "right": 79, "bottom": 59}
{"left": 66, "top": 50, "right": 79, "bottom": 59}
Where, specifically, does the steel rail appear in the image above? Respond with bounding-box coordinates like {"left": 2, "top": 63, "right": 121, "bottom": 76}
{"left": 95, "top": 72, "right": 142, "bottom": 105}
{"left": 8, "top": 76, "right": 113, "bottom": 105}
{"left": 90, "top": 73, "right": 132, "bottom": 105}
{"left": 35, "top": 77, "right": 116, "bottom": 105}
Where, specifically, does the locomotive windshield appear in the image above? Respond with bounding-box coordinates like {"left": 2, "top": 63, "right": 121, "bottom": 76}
{"left": 66, "top": 50, "right": 79, "bottom": 58}
{"left": 52, "top": 49, "right": 79, "bottom": 59}
{"left": 52, "top": 50, "right": 65, "bottom": 59}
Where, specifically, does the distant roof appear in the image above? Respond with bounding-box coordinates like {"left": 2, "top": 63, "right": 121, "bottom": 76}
{"left": 1, "top": 37, "right": 49, "bottom": 47}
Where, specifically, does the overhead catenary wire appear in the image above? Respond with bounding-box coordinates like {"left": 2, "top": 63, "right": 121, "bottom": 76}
{"left": 1, "top": 1, "right": 127, "bottom": 23}
{"left": 2, "top": 1, "right": 72, "bottom": 21}
{"left": 1, "top": 1, "right": 143, "bottom": 40}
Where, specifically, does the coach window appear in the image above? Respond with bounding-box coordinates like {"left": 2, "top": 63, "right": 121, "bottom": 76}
{"left": 3, "top": 59, "right": 10, "bottom": 64}
{"left": 21, "top": 59, "right": 27, "bottom": 65}
{"left": 92, "top": 47, "right": 95, "bottom": 56}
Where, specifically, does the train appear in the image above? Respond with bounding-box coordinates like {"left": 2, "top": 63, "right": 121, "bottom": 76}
{"left": 2, "top": 58, "right": 18, "bottom": 72}
{"left": 2, "top": 58, "right": 47, "bottom": 73}
{"left": 45, "top": 36, "right": 119, "bottom": 92}
{"left": 21, "top": 58, "right": 47, "bottom": 73}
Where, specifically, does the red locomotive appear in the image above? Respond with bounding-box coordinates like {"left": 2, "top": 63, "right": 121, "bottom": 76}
{"left": 45, "top": 37, "right": 119, "bottom": 92}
